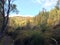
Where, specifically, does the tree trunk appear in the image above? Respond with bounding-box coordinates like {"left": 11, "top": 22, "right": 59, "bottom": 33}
{"left": 0, "top": 18, "right": 6, "bottom": 39}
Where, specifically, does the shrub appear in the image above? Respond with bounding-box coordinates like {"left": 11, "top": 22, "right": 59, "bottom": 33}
{"left": 14, "top": 30, "right": 44, "bottom": 45}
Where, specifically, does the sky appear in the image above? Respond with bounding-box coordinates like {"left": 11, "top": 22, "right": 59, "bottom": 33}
{"left": 10, "top": 0, "right": 58, "bottom": 17}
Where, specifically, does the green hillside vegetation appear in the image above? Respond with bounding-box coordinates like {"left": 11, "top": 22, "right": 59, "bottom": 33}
{"left": 0, "top": 0, "right": 60, "bottom": 45}
{"left": 0, "top": 8, "right": 60, "bottom": 45}
{"left": 4, "top": 8, "right": 60, "bottom": 45}
{"left": 8, "top": 16, "right": 35, "bottom": 31}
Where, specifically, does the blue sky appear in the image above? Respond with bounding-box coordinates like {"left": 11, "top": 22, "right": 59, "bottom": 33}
{"left": 10, "top": 0, "right": 58, "bottom": 17}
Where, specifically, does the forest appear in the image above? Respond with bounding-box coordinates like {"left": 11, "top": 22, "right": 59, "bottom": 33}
{"left": 0, "top": 0, "right": 60, "bottom": 45}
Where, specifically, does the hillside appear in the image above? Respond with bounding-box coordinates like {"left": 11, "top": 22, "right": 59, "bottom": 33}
{"left": 1, "top": 0, "right": 60, "bottom": 45}
{"left": 0, "top": 9, "right": 60, "bottom": 45}
{"left": 8, "top": 16, "right": 35, "bottom": 30}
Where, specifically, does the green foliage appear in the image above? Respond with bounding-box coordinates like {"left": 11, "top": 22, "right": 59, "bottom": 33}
{"left": 55, "top": 0, "right": 60, "bottom": 10}
{"left": 13, "top": 30, "right": 44, "bottom": 45}
{"left": 16, "top": 27, "right": 21, "bottom": 30}
{"left": 0, "top": 0, "right": 60, "bottom": 45}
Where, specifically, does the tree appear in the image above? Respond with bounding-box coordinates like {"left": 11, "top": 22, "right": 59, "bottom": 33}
{"left": 55, "top": 0, "right": 60, "bottom": 10}
{"left": 26, "top": 20, "right": 30, "bottom": 30}
{"left": 0, "top": 0, "right": 18, "bottom": 39}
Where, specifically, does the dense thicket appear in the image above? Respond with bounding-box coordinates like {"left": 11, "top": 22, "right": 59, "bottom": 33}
{"left": 0, "top": 0, "right": 60, "bottom": 45}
